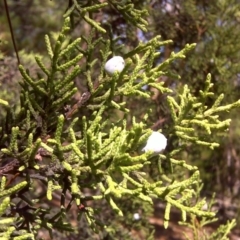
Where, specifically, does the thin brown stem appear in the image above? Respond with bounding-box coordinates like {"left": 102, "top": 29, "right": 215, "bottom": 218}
{"left": 3, "top": 0, "right": 20, "bottom": 64}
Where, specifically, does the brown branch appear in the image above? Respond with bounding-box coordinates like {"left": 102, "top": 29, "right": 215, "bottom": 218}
{"left": 65, "top": 91, "right": 91, "bottom": 119}
{"left": 3, "top": 0, "right": 20, "bottom": 65}
{"left": 0, "top": 158, "right": 19, "bottom": 175}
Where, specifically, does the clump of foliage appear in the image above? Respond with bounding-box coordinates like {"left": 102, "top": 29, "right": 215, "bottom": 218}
{"left": 149, "top": 0, "right": 240, "bottom": 200}
{"left": 0, "top": 1, "right": 239, "bottom": 239}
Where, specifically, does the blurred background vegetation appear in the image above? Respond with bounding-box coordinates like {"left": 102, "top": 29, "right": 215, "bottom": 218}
{"left": 1, "top": 0, "right": 240, "bottom": 239}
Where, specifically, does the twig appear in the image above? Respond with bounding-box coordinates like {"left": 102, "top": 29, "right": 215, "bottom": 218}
{"left": 3, "top": 0, "right": 20, "bottom": 65}
{"left": 0, "top": 158, "right": 20, "bottom": 175}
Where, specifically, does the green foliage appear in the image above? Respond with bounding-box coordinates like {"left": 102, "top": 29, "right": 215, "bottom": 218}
{"left": 180, "top": 192, "right": 236, "bottom": 240}
{"left": 0, "top": 0, "right": 239, "bottom": 239}
{"left": 149, "top": 0, "right": 240, "bottom": 203}
{"left": 167, "top": 74, "right": 240, "bottom": 148}
{"left": 0, "top": 182, "right": 34, "bottom": 239}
